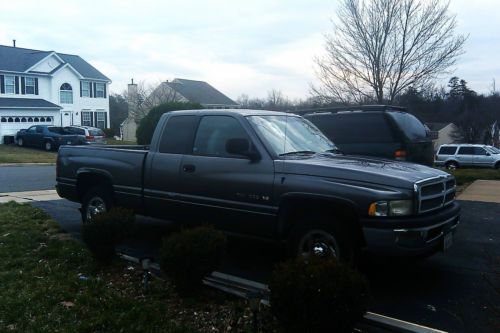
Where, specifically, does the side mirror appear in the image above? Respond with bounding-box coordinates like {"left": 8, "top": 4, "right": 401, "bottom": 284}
{"left": 486, "top": 152, "right": 491, "bottom": 156}
{"left": 226, "top": 138, "right": 260, "bottom": 161}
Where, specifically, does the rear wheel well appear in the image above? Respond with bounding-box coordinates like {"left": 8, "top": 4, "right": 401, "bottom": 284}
{"left": 77, "top": 173, "right": 113, "bottom": 201}
{"left": 278, "top": 197, "right": 365, "bottom": 248}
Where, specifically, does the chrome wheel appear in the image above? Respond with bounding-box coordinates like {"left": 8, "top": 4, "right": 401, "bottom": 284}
{"left": 86, "top": 196, "right": 107, "bottom": 221}
{"left": 45, "top": 141, "right": 52, "bottom": 151}
{"left": 18, "top": 138, "right": 23, "bottom": 146}
{"left": 446, "top": 162, "right": 457, "bottom": 170}
{"left": 298, "top": 229, "right": 340, "bottom": 260}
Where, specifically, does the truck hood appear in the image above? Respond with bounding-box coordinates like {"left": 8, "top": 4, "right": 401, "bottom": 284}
{"left": 282, "top": 154, "right": 449, "bottom": 189}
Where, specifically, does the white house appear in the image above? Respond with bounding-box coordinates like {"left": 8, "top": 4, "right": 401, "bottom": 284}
{"left": 426, "top": 122, "right": 458, "bottom": 151}
{"left": 0, "top": 43, "right": 111, "bottom": 143}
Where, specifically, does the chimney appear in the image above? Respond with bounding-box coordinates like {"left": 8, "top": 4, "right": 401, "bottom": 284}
{"left": 12, "top": 39, "right": 16, "bottom": 47}
{"left": 127, "top": 78, "right": 138, "bottom": 121}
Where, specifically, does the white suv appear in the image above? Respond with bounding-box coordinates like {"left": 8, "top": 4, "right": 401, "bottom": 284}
{"left": 435, "top": 144, "right": 500, "bottom": 169}
{"left": 64, "top": 126, "right": 107, "bottom": 144}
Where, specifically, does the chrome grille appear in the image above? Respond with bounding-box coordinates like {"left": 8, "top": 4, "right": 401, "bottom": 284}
{"left": 416, "top": 176, "right": 455, "bottom": 214}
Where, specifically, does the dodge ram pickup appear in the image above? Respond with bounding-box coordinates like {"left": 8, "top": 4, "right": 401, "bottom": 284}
{"left": 56, "top": 109, "right": 460, "bottom": 260}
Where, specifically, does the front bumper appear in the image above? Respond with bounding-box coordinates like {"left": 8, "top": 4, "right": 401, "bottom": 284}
{"left": 361, "top": 201, "right": 460, "bottom": 256}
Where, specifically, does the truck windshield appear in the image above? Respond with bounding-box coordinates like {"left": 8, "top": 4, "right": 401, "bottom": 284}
{"left": 247, "top": 115, "right": 337, "bottom": 156}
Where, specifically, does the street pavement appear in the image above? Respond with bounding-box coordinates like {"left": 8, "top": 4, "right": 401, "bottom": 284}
{"left": 0, "top": 165, "right": 55, "bottom": 192}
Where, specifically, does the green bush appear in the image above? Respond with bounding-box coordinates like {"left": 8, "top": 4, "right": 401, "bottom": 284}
{"left": 102, "top": 128, "right": 115, "bottom": 138}
{"left": 136, "top": 102, "right": 203, "bottom": 145}
{"left": 81, "top": 208, "right": 135, "bottom": 263}
{"left": 269, "top": 258, "right": 370, "bottom": 333}
{"left": 160, "top": 226, "right": 226, "bottom": 293}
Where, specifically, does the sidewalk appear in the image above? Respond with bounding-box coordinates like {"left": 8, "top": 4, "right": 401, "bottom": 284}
{"left": 457, "top": 180, "right": 500, "bottom": 204}
{"left": 0, "top": 189, "right": 61, "bottom": 203}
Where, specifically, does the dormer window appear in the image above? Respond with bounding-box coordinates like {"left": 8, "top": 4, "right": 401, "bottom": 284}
{"left": 60, "top": 83, "right": 73, "bottom": 104}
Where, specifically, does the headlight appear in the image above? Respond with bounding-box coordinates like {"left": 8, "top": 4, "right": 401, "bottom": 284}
{"left": 368, "top": 200, "right": 413, "bottom": 217}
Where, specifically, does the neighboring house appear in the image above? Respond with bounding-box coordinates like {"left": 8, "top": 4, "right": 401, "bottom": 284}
{"left": 0, "top": 43, "right": 111, "bottom": 144}
{"left": 427, "top": 122, "right": 458, "bottom": 151}
{"left": 121, "top": 78, "right": 239, "bottom": 142}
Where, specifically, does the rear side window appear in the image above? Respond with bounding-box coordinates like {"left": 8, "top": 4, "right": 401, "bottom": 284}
{"left": 438, "top": 146, "right": 457, "bottom": 155}
{"left": 48, "top": 127, "right": 65, "bottom": 134}
{"left": 458, "top": 146, "right": 474, "bottom": 155}
{"left": 158, "top": 116, "right": 198, "bottom": 154}
{"left": 473, "top": 147, "right": 487, "bottom": 155}
{"left": 388, "top": 112, "right": 427, "bottom": 140}
{"left": 308, "top": 113, "right": 395, "bottom": 144}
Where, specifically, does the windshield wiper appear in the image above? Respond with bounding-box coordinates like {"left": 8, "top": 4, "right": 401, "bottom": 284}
{"left": 322, "top": 148, "right": 343, "bottom": 154}
{"left": 279, "top": 150, "right": 317, "bottom": 157}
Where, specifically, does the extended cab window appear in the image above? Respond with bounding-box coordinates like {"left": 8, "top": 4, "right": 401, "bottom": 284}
{"left": 192, "top": 116, "right": 248, "bottom": 157}
{"left": 159, "top": 116, "right": 198, "bottom": 154}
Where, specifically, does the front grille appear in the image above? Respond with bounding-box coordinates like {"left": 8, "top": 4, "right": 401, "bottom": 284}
{"left": 416, "top": 176, "right": 456, "bottom": 214}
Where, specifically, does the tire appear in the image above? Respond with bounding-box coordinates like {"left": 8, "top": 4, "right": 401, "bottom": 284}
{"left": 289, "top": 212, "right": 355, "bottom": 263}
{"left": 44, "top": 141, "right": 53, "bottom": 151}
{"left": 445, "top": 161, "right": 458, "bottom": 170}
{"left": 495, "top": 162, "right": 500, "bottom": 170}
{"left": 17, "top": 138, "right": 24, "bottom": 147}
{"left": 81, "top": 186, "right": 114, "bottom": 223}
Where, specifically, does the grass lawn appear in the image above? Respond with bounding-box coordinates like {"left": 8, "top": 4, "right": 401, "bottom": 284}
{"left": 0, "top": 202, "right": 274, "bottom": 332}
{"left": 0, "top": 145, "right": 56, "bottom": 164}
{"left": 446, "top": 168, "right": 500, "bottom": 185}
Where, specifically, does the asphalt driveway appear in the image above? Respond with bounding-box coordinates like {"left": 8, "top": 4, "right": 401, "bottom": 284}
{"left": 0, "top": 165, "right": 55, "bottom": 192}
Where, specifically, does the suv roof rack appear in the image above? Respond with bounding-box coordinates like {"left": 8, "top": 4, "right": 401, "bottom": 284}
{"left": 293, "top": 105, "right": 407, "bottom": 116}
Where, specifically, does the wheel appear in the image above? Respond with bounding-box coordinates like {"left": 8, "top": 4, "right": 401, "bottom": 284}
{"left": 445, "top": 161, "right": 458, "bottom": 170}
{"left": 81, "top": 186, "right": 113, "bottom": 222}
{"left": 17, "top": 138, "right": 24, "bottom": 147}
{"left": 289, "top": 212, "right": 355, "bottom": 263}
{"left": 495, "top": 162, "right": 500, "bottom": 170}
{"left": 44, "top": 141, "right": 53, "bottom": 151}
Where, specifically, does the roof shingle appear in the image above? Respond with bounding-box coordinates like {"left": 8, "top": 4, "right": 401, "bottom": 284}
{"left": 0, "top": 97, "right": 62, "bottom": 109}
{"left": 165, "top": 78, "right": 238, "bottom": 106}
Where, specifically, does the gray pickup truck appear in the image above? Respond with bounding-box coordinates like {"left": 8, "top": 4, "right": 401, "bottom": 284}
{"left": 56, "top": 109, "right": 460, "bottom": 260}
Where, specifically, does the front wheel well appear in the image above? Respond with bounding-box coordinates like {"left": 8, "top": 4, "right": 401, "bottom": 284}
{"left": 277, "top": 197, "right": 365, "bottom": 247}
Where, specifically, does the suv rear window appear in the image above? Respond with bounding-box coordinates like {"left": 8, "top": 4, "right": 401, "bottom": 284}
{"left": 388, "top": 112, "right": 427, "bottom": 140}
{"left": 307, "top": 113, "right": 395, "bottom": 144}
{"left": 458, "top": 146, "right": 474, "bottom": 155}
{"left": 438, "top": 146, "right": 457, "bottom": 155}
{"left": 89, "top": 129, "right": 104, "bottom": 136}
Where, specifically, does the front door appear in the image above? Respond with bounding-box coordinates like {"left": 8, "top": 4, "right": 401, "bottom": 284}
{"left": 178, "top": 115, "right": 276, "bottom": 237}
{"left": 473, "top": 146, "right": 494, "bottom": 167}
{"left": 61, "top": 111, "right": 73, "bottom": 127}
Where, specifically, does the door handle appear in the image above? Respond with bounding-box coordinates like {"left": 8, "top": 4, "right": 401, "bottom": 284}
{"left": 182, "top": 164, "right": 196, "bottom": 173}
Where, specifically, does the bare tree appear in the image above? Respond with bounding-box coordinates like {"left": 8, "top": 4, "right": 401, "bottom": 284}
{"left": 123, "top": 80, "right": 183, "bottom": 122}
{"left": 312, "top": 0, "right": 467, "bottom": 104}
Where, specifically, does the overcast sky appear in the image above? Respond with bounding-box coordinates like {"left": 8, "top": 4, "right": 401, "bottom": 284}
{"left": 1, "top": 0, "right": 499, "bottom": 100}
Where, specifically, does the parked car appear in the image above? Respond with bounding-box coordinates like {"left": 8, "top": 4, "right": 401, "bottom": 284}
{"left": 56, "top": 110, "right": 459, "bottom": 261}
{"left": 435, "top": 144, "right": 500, "bottom": 169}
{"left": 485, "top": 145, "right": 500, "bottom": 154}
{"left": 16, "top": 125, "right": 86, "bottom": 151}
{"left": 64, "top": 126, "right": 107, "bottom": 144}
{"left": 299, "top": 105, "right": 434, "bottom": 165}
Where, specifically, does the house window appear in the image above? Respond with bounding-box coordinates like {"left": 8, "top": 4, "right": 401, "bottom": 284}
{"left": 96, "top": 112, "right": 106, "bottom": 129}
{"left": 82, "top": 81, "right": 90, "bottom": 97}
{"left": 95, "top": 83, "right": 105, "bottom": 98}
{"left": 82, "top": 111, "right": 92, "bottom": 126}
{"left": 5, "top": 76, "right": 15, "bottom": 94}
{"left": 60, "top": 83, "right": 73, "bottom": 104}
{"left": 25, "top": 77, "right": 35, "bottom": 94}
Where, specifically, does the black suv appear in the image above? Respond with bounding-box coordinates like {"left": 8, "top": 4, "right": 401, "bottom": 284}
{"left": 299, "top": 105, "right": 433, "bottom": 165}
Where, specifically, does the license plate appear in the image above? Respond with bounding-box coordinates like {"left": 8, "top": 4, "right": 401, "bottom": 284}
{"left": 443, "top": 232, "right": 453, "bottom": 251}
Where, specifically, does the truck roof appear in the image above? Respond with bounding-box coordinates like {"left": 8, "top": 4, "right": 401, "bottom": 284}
{"left": 168, "top": 109, "right": 295, "bottom": 117}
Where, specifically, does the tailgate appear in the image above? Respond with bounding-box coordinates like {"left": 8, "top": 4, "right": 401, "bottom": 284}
{"left": 59, "top": 135, "right": 84, "bottom": 145}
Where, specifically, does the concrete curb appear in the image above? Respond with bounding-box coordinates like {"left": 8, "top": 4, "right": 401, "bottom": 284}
{"left": 0, "top": 163, "right": 56, "bottom": 167}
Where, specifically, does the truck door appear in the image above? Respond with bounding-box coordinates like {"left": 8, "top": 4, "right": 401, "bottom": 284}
{"left": 143, "top": 115, "right": 199, "bottom": 221}
{"left": 179, "top": 115, "right": 276, "bottom": 237}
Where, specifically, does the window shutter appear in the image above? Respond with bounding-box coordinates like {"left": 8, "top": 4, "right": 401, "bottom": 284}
{"left": 80, "top": 82, "right": 82, "bottom": 97}
{"left": 94, "top": 112, "right": 98, "bottom": 127}
{"left": 34, "top": 78, "right": 39, "bottom": 95}
{"left": 105, "top": 113, "right": 108, "bottom": 128}
{"left": 93, "top": 83, "right": 97, "bottom": 98}
{"left": 15, "top": 76, "right": 19, "bottom": 94}
{"left": 21, "top": 77, "right": 26, "bottom": 94}
{"left": 81, "top": 112, "right": 84, "bottom": 125}
{"left": 89, "top": 82, "right": 93, "bottom": 97}
{"left": 103, "top": 84, "right": 107, "bottom": 98}
{"left": 0, "top": 75, "right": 4, "bottom": 94}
